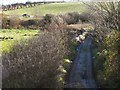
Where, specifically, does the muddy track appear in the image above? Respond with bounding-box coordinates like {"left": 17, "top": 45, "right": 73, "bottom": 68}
{"left": 67, "top": 36, "right": 97, "bottom": 88}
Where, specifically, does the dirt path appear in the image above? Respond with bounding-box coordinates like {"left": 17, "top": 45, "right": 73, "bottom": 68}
{"left": 67, "top": 36, "right": 97, "bottom": 88}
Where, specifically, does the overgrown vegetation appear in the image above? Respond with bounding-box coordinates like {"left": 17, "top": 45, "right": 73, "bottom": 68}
{"left": 1, "top": 13, "right": 39, "bottom": 29}
{"left": 1, "top": 4, "right": 86, "bottom": 88}
{"left": 2, "top": 20, "right": 78, "bottom": 88}
{"left": 89, "top": 2, "right": 120, "bottom": 88}
{"left": 1, "top": 2, "right": 92, "bottom": 88}
{"left": 2, "top": 12, "right": 90, "bottom": 30}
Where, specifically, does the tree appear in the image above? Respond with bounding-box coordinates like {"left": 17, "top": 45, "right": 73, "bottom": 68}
{"left": 88, "top": 2, "right": 120, "bottom": 88}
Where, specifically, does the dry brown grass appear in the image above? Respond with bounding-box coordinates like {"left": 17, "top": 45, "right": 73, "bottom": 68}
{"left": 66, "top": 24, "right": 94, "bottom": 30}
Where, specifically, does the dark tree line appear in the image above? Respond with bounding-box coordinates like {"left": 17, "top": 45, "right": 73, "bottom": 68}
{"left": 2, "top": 1, "right": 65, "bottom": 11}
{"left": 2, "top": 2, "right": 38, "bottom": 11}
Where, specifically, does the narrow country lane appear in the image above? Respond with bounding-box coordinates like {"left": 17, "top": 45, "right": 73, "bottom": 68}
{"left": 68, "top": 36, "right": 97, "bottom": 88}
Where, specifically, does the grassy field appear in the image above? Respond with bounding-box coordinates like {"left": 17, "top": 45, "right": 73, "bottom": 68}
{"left": 0, "top": 29, "right": 39, "bottom": 53}
{"left": 3, "top": 2, "right": 87, "bottom": 16}
{"left": 1, "top": 2, "right": 87, "bottom": 53}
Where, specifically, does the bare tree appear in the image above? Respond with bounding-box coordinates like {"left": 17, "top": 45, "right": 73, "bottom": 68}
{"left": 87, "top": 2, "right": 120, "bottom": 43}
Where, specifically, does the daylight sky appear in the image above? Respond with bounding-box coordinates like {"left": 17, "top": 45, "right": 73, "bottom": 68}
{"left": 1, "top": 0, "right": 92, "bottom": 5}
{"left": 1, "top": 0, "right": 119, "bottom": 5}
{"left": 1, "top": 0, "right": 68, "bottom": 5}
